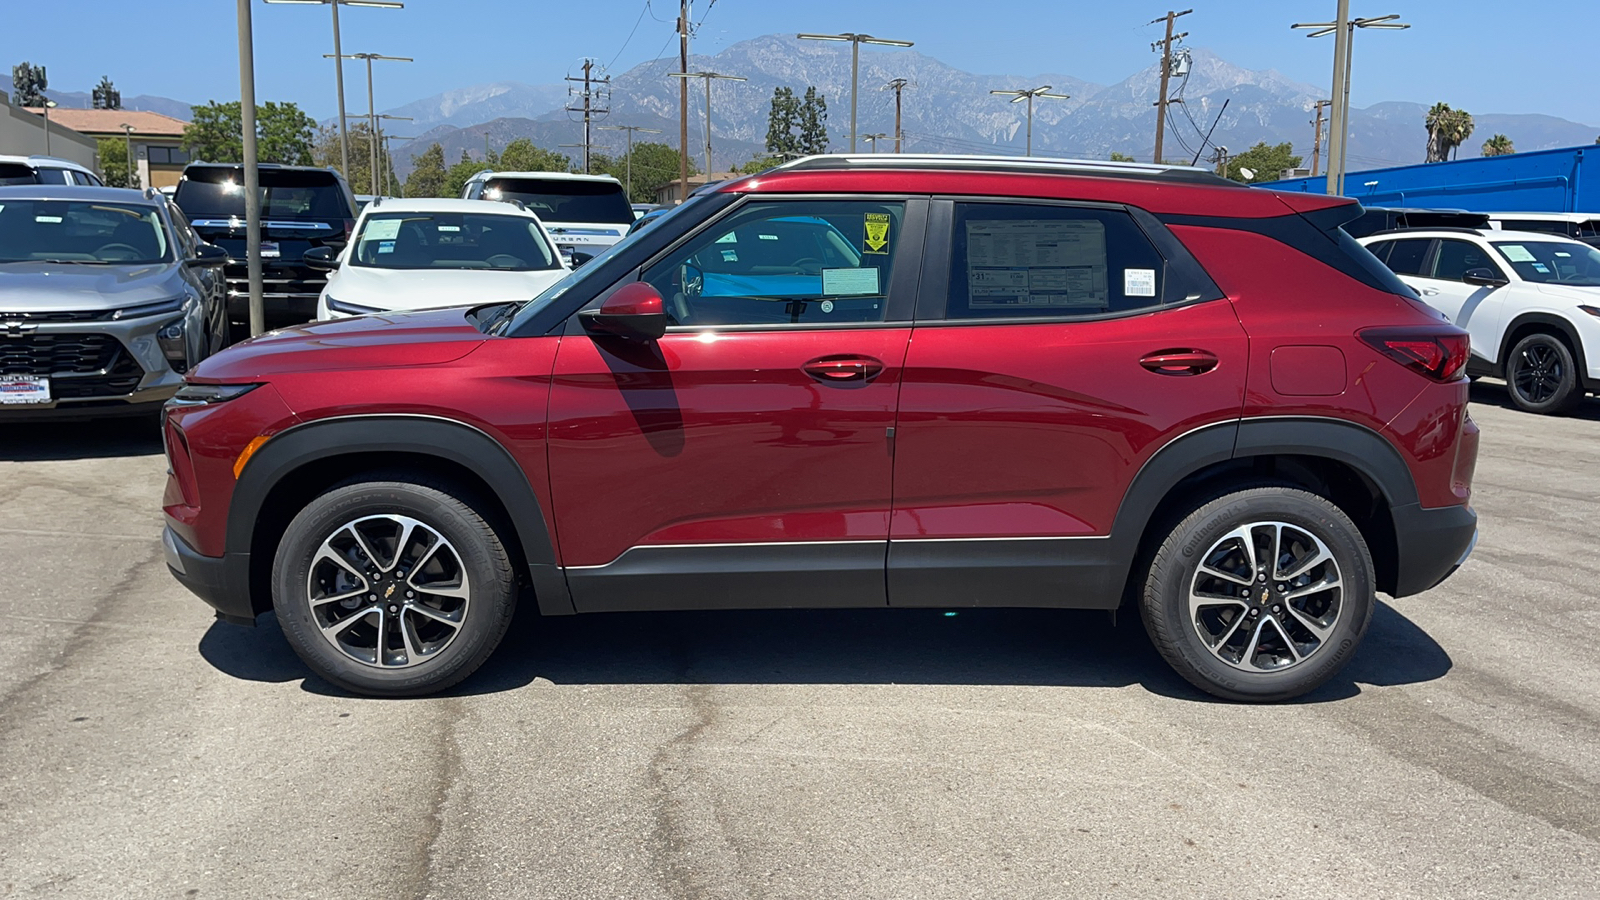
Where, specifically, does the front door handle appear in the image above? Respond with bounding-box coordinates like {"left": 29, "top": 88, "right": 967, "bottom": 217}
{"left": 803, "top": 355, "right": 885, "bottom": 384}
{"left": 1139, "top": 349, "right": 1219, "bottom": 376}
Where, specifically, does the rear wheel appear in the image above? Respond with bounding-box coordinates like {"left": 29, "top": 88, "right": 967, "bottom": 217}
{"left": 1506, "top": 332, "right": 1582, "bottom": 414}
{"left": 1140, "top": 487, "right": 1375, "bottom": 702}
{"left": 272, "top": 479, "right": 517, "bottom": 696}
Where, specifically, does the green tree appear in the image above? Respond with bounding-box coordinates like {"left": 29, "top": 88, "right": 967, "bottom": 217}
{"left": 11, "top": 62, "right": 47, "bottom": 107}
{"left": 497, "top": 138, "right": 570, "bottom": 173}
{"left": 765, "top": 87, "right": 800, "bottom": 157}
{"left": 1481, "top": 133, "right": 1515, "bottom": 157}
{"left": 594, "top": 141, "right": 693, "bottom": 202}
{"left": 445, "top": 150, "right": 492, "bottom": 199}
{"left": 404, "top": 143, "right": 448, "bottom": 199}
{"left": 798, "top": 86, "right": 828, "bottom": 154}
{"left": 738, "top": 154, "right": 785, "bottom": 175}
{"left": 1109, "top": 152, "right": 1136, "bottom": 162}
{"left": 311, "top": 122, "right": 397, "bottom": 195}
{"left": 1425, "top": 103, "right": 1474, "bottom": 163}
{"left": 183, "top": 101, "right": 315, "bottom": 165}
{"left": 96, "top": 138, "right": 133, "bottom": 188}
{"left": 1225, "top": 141, "right": 1302, "bottom": 183}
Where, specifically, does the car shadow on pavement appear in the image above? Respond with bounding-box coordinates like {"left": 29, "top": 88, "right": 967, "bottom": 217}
{"left": 0, "top": 415, "right": 163, "bottom": 461}
{"left": 1468, "top": 378, "right": 1600, "bottom": 421}
{"left": 198, "top": 598, "right": 1451, "bottom": 704}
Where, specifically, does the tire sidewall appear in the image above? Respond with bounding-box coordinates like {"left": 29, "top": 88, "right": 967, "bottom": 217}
{"left": 272, "top": 481, "right": 513, "bottom": 696}
{"left": 1144, "top": 489, "right": 1375, "bottom": 701}
{"left": 1507, "top": 333, "right": 1579, "bottom": 414}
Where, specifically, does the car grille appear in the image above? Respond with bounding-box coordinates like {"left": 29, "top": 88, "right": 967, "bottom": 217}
{"left": 0, "top": 309, "right": 113, "bottom": 322}
{"left": 0, "top": 333, "right": 145, "bottom": 398}
{"left": 224, "top": 266, "right": 327, "bottom": 302}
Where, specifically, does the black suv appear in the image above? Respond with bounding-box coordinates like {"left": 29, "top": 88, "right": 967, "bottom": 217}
{"left": 172, "top": 163, "right": 356, "bottom": 325}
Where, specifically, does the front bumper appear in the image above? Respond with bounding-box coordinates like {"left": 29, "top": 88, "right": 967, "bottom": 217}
{"left": 164, "top": 525, "right": 257, "bottom": 626}
{"left": 1390, "top": 501, "right": 1478, "bottom": 597}
{"left": 0, "top": 313, "right": 189, "bottom": 418}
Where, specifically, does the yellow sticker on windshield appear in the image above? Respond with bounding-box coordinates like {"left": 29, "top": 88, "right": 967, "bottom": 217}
{"left": 864, "top": 213, "right": 891, "bottom": 255}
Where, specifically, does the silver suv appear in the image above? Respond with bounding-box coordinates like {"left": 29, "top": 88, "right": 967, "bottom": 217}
{"left": 0, "top": 185, "right": 229, "bottom": 418}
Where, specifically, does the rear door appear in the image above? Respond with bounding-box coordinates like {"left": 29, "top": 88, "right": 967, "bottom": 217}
{"left": 887, "top": 199, "right": 1247, "bottom": 609}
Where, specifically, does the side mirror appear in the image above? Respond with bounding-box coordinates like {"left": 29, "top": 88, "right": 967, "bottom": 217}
{"left": 187, "top": 243, "right": 229, "bottom": 268}
{"left": 579, "top": 282, "right": 667, "bottom": 342}
{"left": 570, "top": 250, "right": 597, "bottom": 268}
{"left": 303, "top": 245, "right": 340, "bottom": 272}
{"left": 1463, "top": 268, "right": 1508, "bottom": 287}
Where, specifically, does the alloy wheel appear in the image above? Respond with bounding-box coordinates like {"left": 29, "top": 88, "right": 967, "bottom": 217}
{"left": 1511, "top": 342, "right": 1564, "bottom": 405}
{"left": 1188, "top": 521, "right": 1344, "bottom": 672}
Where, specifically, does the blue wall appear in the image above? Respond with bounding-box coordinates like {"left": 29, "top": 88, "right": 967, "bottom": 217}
{"left": 1259, "top": 145, "right": 1600, "bottom": 213}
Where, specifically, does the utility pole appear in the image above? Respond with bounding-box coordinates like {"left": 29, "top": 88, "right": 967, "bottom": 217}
{"left": 565, "top": 59, "right": 611, "bottom": 174}
{"left": 383, "top": 134, "right": 413, "bottom": 196}
{"left": 599, "top": 124, "right": 663, "bottom": 199}
{"left": 862, "top": 133, "right": 888, "bottom": 152}
{"left": 1310, "top": 99, "right": 1332, "bottom": 177}
{"left": 1149, "top": 9, "right": 1192, "bottom": 165}
{"left": 1294, "top": 6, "right": 1409, "bottom": 195}
{"left": 235, "top": 0, "right": 263, "bottom": 337}
{"left": 798, "top": 32, "right": 915, "bottom": 152}
{"left": 989, "top": 85, "right": 1069, "bottom": 157}
{"left": 884, "top": 78, "right": 909, "bottom": 152}
{"left": 120, "top": 124, "right": 138, "bottom": 188}
{"left": 678, "top": 0, "right": 690, "bottom": 203}
{"left": 670, "top": 71, "right": 747, "bottom": 179}
{"left": 1209, "top": 145, "right": 1230, "bottom": 177}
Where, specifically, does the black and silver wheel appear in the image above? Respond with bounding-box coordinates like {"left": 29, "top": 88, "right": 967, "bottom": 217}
{"left": 1140, "top": 487, "right": 1375, "bottom": 702}
{"left": 273, "top": 480, "right": 516, "bottom": 696}
{"left": 1506, "top": 332, "right": 1581, "bottom": 414}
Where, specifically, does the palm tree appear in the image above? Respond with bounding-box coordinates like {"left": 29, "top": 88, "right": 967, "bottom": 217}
{"left": 1425, "top": 102, "right": 1453, "bottom": 163}
{"left": 1482, "top": 134, "right": 1515, "bottom": 157}
{"left": 1446, "top": 109, "right": 1475, "bottom": 160}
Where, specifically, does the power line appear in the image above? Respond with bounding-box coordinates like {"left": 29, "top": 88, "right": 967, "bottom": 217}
{"left": 607, "top": 1, "right": 654, "bottom": 70}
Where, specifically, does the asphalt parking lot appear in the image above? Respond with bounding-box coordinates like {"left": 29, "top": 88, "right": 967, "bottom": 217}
{"left": 1, "top": 381, "right": 1597, "bottom": 900}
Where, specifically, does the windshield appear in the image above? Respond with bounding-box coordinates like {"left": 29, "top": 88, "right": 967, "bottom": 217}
{"left": 352, "top": 211, "right": 559, "bottom": 271}
{"left": 0, "top": 199, "right": 170, "bottom": 264}
{"left": 175, "top": 168, "right": 351, "bottom": 220}
{"left": 482, "top": 177, "right": 632, "bottom": 225}
{"left": 1491, "top": 240, "right": 1600, "bottom": 286}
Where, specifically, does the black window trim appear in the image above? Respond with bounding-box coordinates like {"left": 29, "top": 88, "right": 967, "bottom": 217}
{"left": 916, "top": 196, "right": 1226, "bottom": 327}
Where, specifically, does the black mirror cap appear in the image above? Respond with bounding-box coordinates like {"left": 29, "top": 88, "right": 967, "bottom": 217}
{"left": 302, "top": 245, "right": 340, "bottom": 271}
{"left": 187, "top": 243, "right": 230, "bottom": 268}
{"left": 1463, "top": 268, "right": 1508, "bottom": 287}
{"left": 570, "top": 250, "right": 597, "bottom": 268}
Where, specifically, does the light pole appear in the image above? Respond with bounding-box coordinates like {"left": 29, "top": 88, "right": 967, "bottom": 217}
{"left": 989, "top": 85, "right": 1070, "bottom": 157}
{"left": 42, "top": 100, "right": 57, "bottom": 155}
{"left": 324, "top": 52, "right": 412, "bottom": 195}
{"left": 599, "top": 124, "right": 663, "bottom": 199}
{"left": 265, "top": 0, "right": 403, "bottom": 181}
{"left": 119, "top": 124, "right": 138, "bottom": 188}
{"left": 382, "top": 134, "right": 413, "bottom": 196}
{"left": 235, "top": 0, "right": 264, "bottom": 336}
{"left": 1293, "top": 6, "right": 1408, "bottom": 196}
{"left": 373, "top": 114, "right": 411, "bottom": 196}
{"left": 669, "top": 71, "right": 746, "bottom": 181}
{"left": 862, "top": 133, "right": 888, "bottom": 153}
{"left": 797, "top": 32, "right": 915, "bottom": 152}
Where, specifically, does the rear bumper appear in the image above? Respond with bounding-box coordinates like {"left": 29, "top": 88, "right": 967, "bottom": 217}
{"left": 163, "top": 525, "right": 257, "bottom": 626}
{"left": 1390, "top": 501, "right": 1478, "bottom": 597}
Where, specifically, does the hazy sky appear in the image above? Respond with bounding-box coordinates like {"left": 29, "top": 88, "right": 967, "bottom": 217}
{"left": 7, "top": 1, "right": 1597, "bottom": 125}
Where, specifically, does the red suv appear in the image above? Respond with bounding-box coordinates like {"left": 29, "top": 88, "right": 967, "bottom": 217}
{"left": 161, "top": 156, "right": 1479, "bottom": 701}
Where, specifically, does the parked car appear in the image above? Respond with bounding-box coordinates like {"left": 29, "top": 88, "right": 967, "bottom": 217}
{"left": 0, "top": 185, "right": 228, "bottom": 418}
{"left": 631, "top": 202, "right": 664, "bottom": 220}
{"left": 162, "top": 154, "right": 1478, "bottom": 702}
{"left": 0, "top": 154, "right": 104, "bottom": 187}
{"left": 172, "top": 162, "right": 357, "bottom": 327}
{"left": 462, "top": 171, "right": 632, "bottom": 260}
{"left": 1360, "top": 226, "right": 1600, "bottom": 413}
{"left": 626, "top": 205, "right": 671, "bottom": 235}
{"left": 1486, "top": 212, "right": 1600, "bottom": 247}
{"left": 1342, "top": 206, "right": 1489, "bottom": 239}
{"left": 310, "top": 198, "right": 569, "bottom": 320}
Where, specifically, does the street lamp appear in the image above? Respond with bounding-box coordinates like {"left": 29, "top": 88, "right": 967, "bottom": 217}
{"left": 599, "top": 124, "right": 663, "bottom": 199}
{"left": 797, "top": 32, "right": 914, "bottom": 152}
{"left": 1293, "top": 5, "right": 1408, "bottom": 195}
{"left": 266, "top": 0, "right": 404, "bottom": 180}
{"left": 861, "top": 133, "right": 888, "bottom": 153}
{"left": 119, "top": 124, "right": 138, "bottom": 189}
{"left": 42, "top": 100, "right": 58, "bottom": 155}
{"left": 382, "top": 135, "right": 413, "bottom": 196}
{"left": 324, "top": 52, "right": 413, "bottom": 195}
{"left": 669, "top": 71, "right": 746, "bottom": 181}
{"left": 989, "top": 85, "right": 1070, "bottom": 157}
{"left": 372, "top": 114, "right": 411, "bottom": 196}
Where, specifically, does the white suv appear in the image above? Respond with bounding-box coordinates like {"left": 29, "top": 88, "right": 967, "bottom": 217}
{"left": 1359, "top": 228, "right": 1600, "bottom": 413}
{"left": 461, "top": 171, "right": 632, "bottom": 262}
{"left": 0, "top": 155, "right": 103, "bottom": 186}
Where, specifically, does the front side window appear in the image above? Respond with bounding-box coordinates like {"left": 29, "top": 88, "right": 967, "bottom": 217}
{"left": 948, "top": 203, "right": 1165, "bottom": 319}
{"left": 1383, "top": 239, "right": 1432, "bottom": 276}
{"left": 1492, "top": 240, "right": 1600, "bottom": 286}
{"left": 1430, "top": 239, "right": 1504, "bottom": 282}
{"left": 0, "top": 199, "right": 170, "bottom": 264}
{"left": 642, "top": 200, "right": 904, "bottom": 327}
{"left": 351, "top": 212, "right": 559, "bottom": 271}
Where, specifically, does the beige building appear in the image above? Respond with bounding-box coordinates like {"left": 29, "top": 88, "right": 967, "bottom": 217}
{"left": 26, "top": 108, "right": 191, "bottom": 189}
{"left": 654, "top": 171, "right": 741, "bottom": 206}
{"left": 0, "top": 90, "right": 97, "bottom": 168}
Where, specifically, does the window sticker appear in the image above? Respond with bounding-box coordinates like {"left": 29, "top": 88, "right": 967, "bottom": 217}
{"left": 758, "top": 233, "right": 780, "bottom": 240}
{"left": 820, "top": 300, "right": 835, "bottom": 313}
{"left": 363, "top": 219, "right": 402, "bottom": 241}
{"left": 822, "top": 267, "right": 881, "bottom": 295}
{"left": 1532, "top": 263, "right": 1550, "bottom": 273}
{"left": 721, "top": 249, "right": 738, "bottom": 263}
{"left": 438, "top": 224, "right": 461, "bottom": 233}
{"left": 715, "top": 232, "right": 738, "bottom": 243}
{"left": 377, "top": 240, "right": 395, "bottom": 254}
{"left": 863, "top": 213, "right": 891, "bottom": 254}
{"left": 1499, "top": 244, "right": 1536, "bottom": 263}
{"left": 966, "top": 219, "right": 1107, "bottom": 309}
{"left": 1124, "top": 268, "right": 1157, "bottom": 297}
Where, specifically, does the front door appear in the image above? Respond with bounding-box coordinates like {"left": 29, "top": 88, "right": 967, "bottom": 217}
{"left": 547, "top": 197, "right": 923, "bottom": 612}
{"left": 1418, "top": 238, "right": 1510, "bottom": 364}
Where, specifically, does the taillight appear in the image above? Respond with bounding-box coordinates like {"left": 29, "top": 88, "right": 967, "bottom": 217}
{"left": 1359, "top": 327, "right": 1470, "bottom": 382}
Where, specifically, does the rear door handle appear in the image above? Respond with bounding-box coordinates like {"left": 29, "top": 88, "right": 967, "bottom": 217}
{"left": 802, "top": 355, "right": 885, "bottom": 384}
{"left": 1139, "top": 349, "right": 1219, "bottom": 376}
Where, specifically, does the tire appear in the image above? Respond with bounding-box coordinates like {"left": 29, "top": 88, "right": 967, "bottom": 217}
{"left": 272, "top": 479, "right": 517, "bottom": 697}
{"left": 1505, "top": 332, "right": 1583, "bottom": 415}
{"left": 1139, "top": 487, "right": 1375, "bottom": 702}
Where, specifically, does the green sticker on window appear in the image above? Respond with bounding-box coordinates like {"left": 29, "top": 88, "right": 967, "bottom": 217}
{"left": 864, "top": 213, "right": 891, "bottom": 255}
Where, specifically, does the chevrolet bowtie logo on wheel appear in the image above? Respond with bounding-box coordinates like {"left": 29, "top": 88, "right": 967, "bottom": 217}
{"left": 384, "top": 584, "right": 397, "bottom": 599}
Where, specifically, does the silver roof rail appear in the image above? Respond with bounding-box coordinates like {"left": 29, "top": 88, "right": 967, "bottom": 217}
{"left": 769, "top": 153, "right": 1237, "bottom": 186}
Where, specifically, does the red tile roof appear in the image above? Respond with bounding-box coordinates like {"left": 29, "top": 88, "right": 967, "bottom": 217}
{"left": 25, "top": 108, "right": 188, "bottom": 138}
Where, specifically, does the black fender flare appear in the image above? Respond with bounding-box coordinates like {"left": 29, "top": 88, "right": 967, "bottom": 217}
{"left": 228, "top": 414, "right": 573, "bottom": 616}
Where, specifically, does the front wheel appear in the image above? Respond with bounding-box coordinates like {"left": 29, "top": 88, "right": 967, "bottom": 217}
{"left": 1506, "top": 332, "right": 1582, "bottom": 415}
{"left": 272, "top": 479, "right": 517, "bottom": 696}
{"left": 1139, "top": 487, "right": 1375, "bottom": 702}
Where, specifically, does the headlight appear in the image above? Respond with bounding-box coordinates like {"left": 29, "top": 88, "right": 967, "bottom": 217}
{"left": 167, "top": 383, "right": 261, "bottom": 406}
{"left": 326, "top": 296, "right": 383, "bottom": 316}
{"left": 112, "top": 297, "right": 187, "bottom": 320}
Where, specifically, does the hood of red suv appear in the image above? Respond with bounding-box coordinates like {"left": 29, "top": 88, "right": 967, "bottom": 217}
{"left": 191, "top": 307, "right": 488, "bottom": 382}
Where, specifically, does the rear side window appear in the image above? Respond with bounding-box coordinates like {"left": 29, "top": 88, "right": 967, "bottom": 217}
{"left": 0, "top": 163, "right": 36, "bottom": 185}
{"left": 1384, "top": 239, "right": 1432, "bottom": 276}
{"left": 1365, "top": 240, "right": 1394, "bottom": 263}
{"left": 36, "top": 168, "right": 70, "bottom": 185}
{"left": 175, "top": 168, "right": 351, "bottom": 220}
{"left": 948, "top": 203, "right": 1165, "bottom": 319}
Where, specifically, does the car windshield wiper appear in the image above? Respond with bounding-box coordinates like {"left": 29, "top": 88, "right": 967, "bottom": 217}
{"left": 30, "top": 258, "right": 115, "bottom": 265}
